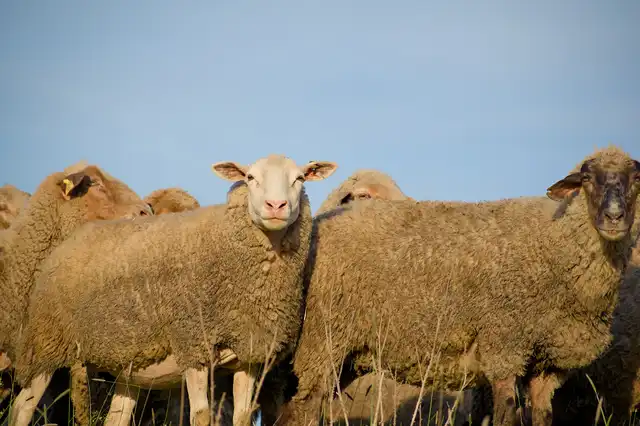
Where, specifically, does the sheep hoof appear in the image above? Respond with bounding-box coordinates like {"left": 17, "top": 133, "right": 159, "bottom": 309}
{"left": 232, "top": 411, "right": 253, "bottom": 426}
{"left": 192, "top": 408, "right": 210, "bottom": 426}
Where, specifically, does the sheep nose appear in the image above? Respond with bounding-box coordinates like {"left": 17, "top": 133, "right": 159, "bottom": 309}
{"left": 604, "top": 198, "right": 624, "bottom": 222}
{"left": 265, "top": 199, "right": 288, "bottom": 212}
{"left": 604, "top": 208, "right": 624, "bottom": 222}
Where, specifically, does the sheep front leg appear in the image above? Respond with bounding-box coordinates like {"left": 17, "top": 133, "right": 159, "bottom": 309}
{"left": 9, "top": 373, "right": 52, "bottom": 426}
{"left": 185, "top": 367, "right": 210, "bottom": 426}
{"left": 528, "top": 372, "right": 563, "bottom": 426}
{"left": 104, "top": 381, "right": 137, "bottom": 426}
{"left": 233, "top": 369, "right": 256, "bottom": 426}
{"left": 70, "top": 362, "right": 91, "bottom": 426}
{"left": 490, "top": 377, "right": 518, "bottom": 426}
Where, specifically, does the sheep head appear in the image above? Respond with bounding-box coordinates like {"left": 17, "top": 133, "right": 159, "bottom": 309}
{"left": 337, "top": 169, "right": 408, "bottom": 206}
{"left": 143, "top": 187, "right": 200, "bottom": 215}
{"left": 547, "top": 145, "right": 640, "bottom": 242}
{"left": 57, "top": 164, "right": 152, "bottom": 223}
{"left": 212, "top": 155, "right": 337, "bottom": 232}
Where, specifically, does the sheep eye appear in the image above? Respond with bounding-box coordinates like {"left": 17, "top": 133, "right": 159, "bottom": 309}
{"left": 358, "top": 193, "right": 371, "bottom": 199}
{"left": 247, "top": 175, "right": 254, "bottom": 182}
{"left": 581, "top": 174, "right": 592, "bottom": 183}
{"left": 296, "top": 175, "right": 305, "bottom": 182}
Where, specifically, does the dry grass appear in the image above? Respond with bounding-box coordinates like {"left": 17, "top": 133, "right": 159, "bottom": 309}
{"left": 3, "top": 353, "right": 640, "bottom": 426}
{"left": 2, "top": 302, "right": 640, "bottom": 426}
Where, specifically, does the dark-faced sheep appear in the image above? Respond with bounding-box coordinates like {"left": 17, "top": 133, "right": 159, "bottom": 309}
{"left": 11, "top": 155, "right": 337, "bottom": 426}
{"left": 277, "top": 145, "right": 640, "bottom": 426}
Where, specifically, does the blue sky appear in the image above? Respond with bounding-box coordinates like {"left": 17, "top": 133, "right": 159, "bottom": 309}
{"left": 1, "top": 0, "right": 638, "bottom": 212}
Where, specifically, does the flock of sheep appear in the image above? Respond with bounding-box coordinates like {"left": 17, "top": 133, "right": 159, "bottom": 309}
{"left": 0, "top": 145, "right": 639, "bottom": 426}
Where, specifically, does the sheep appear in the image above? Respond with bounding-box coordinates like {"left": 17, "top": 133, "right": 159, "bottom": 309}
{"left": 315, "top": 168, "right": 410, "bottom": 215}
{"left": 256, "top": 168, "right": 417, "bottom": 424}
{"left": 0, "top": 184, "right": 31, "bottom": 230}
{"left": 143, "top": 187, "right": 201, "bottom": 215}
{"left": 264, "top": 186, "right": 558, "bottom": 426}
{"left": 11, "top": 155, "right": 338, "bottom": 426}
{"left": 277, "top": 145, "right": 640, "bottom": 426}
{"left": 0, "top": 162, "right": 152, "bottom": 420}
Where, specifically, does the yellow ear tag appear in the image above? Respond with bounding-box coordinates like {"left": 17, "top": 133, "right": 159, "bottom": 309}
{"left": 62, "top": 178, "right": 75, "bottom": 196}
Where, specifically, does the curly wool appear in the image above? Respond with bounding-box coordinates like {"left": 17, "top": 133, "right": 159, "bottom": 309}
{"left": 280, "top": 147, "right": 637, "bottom": 425}
{"left": 15, "top": 183, "right": 313, "bottom": 386}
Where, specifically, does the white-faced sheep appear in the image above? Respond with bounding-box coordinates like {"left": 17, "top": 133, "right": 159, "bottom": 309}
{"left": 0, "top": 163, "right": 151, "bottom": 421}
{"left": 11, "top": 155, "right": 337, "bottom": 426}
{"left": 315, "top": 168, "right": 410, "bottom": 215}
{"left": 277, "top": 145, "right": 640, "bottom": 426}
{"left": 144, "top": 187, "right": 201, "bottom": 215}
{"left": 0, "top": 184, "right": 31, "bottom": 230}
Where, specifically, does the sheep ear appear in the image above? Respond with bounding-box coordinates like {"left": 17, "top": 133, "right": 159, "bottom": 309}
{"left": 59, "top": 172, "right": 91, "bottom": 200}
{"left": 211, "top": 162, "right": 247, "bottom": 182}
{"left": 302, "top": 161, "right": 338, "bottom": 182}
{"left": 546, "top": 172, "right": 583, "bottom": 202}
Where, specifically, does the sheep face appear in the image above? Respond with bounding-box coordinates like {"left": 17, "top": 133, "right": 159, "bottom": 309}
{"left": 58, "top": 165, "right": 153, "bottom": 222}
{"left": 547, "top": 154, "right": 640, "bottom": 242}
{"left": 212, "top": 155, "right": 337, "bottom": 232}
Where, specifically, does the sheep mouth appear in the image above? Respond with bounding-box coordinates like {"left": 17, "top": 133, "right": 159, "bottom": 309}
{"left": 597, "top": 226, "right": 629, "bottom": 241}
{"left": 262, "top": 216, "right": 288, "bottom": 223}
{"left": 259, "top": 216, "right": 290, "bottom": 231}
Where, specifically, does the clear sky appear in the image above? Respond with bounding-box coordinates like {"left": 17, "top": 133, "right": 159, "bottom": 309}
{"left": 1, "top": 0, "right": 638, "bottom": 212}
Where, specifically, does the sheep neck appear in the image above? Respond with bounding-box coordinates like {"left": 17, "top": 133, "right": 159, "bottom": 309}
{"left": 548, "top": 194, "right": 633, "bottom": 319}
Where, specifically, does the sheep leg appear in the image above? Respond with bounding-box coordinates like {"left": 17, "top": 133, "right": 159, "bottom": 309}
{"left": 8, "top": 372, "right": 52, "bottom": 426}
{"left": 233, "top": 369, "right": 256, "bottom": 426}
{"left": 528, "top": 372, "right": 562, "bottom": 426}
{"left": 70, "top": 362, "right": 91, "bottom": 426}
{"left": 490, "top": 377, "right": 518, "bottom": 426}
{"left": 104, "top": 381, "right": 137, "bottom": 426}
{"left": 185, "top": 367, "right": 210, "bottom": 426}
